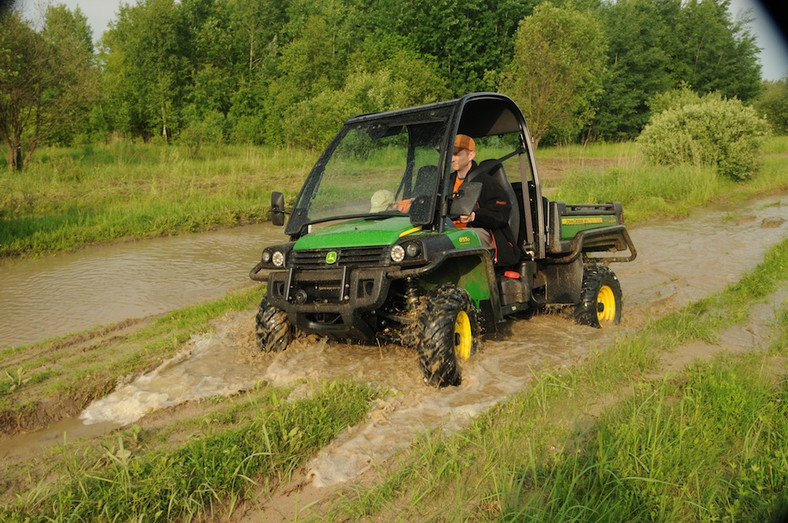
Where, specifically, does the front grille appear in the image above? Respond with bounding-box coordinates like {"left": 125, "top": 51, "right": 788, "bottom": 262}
{"left": 290, "top": 246, "right": 388, "bottom": 268}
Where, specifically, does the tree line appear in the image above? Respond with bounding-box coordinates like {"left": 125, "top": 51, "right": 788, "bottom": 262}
{"left": 0, "top": 0, "right": 778, "bottom": 169}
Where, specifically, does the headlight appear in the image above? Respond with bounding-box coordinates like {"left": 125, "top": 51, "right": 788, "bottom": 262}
{"left": 261, "top": 249, "right": 272, "bottom": 263}
{"left": 390, "top": 245, "right": 405, "bottom": 263}
{"left": 272, "top": 250, "right": 285, "bottom": 267}
{"left": 405, "top": 241, "right": 421, "bottom": 258}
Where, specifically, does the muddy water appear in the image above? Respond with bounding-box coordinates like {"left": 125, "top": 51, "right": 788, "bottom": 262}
{"left": 0, "top": 224, "right": 285, "bottom": 349}
{"left": 2, "top": 195, "right": 786, "bottom": 483}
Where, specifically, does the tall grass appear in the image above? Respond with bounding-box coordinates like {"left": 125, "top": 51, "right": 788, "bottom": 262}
{"left": 0, "top": 142, "right": 313, "bottom": 258}
{"left": 546, "top": 135, "right": 787, "bottom": 224}
{"left": 535, "top": 141, "right": 641, "bottom": 160}
{"left": 553, "top": 162, "right": 728, "bottom": 223}
{"left": 500, "top": 354, "right": 788, "bottom": 521}
{"left": 2, "top": 137, "right": 786, "bottom": 258}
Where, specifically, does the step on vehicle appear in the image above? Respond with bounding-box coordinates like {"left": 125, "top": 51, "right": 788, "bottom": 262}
{"left": 250, "top": 93, "right": 636, "bottom": 387}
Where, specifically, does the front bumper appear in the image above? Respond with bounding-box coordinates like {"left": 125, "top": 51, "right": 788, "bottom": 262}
{"left": 265, "top": 266, "right": 393, "bottom": 340}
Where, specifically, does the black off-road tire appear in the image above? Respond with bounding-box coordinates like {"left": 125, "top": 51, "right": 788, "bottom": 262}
{"left": 574, "top": 265, "right": 623, "bottom": 328}
{"left": 255, "top": 298, "right": 292, "bottom": 352}
{"left": 417, "top": 284, "right": 481, "bottom": 387}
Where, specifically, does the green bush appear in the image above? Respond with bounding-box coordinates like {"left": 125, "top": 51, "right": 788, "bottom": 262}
{"left": 638, "top": 93, "right": 770, "bottom": 181}
{"left": 754, "top": 78, "right": 788, "bottom": 134}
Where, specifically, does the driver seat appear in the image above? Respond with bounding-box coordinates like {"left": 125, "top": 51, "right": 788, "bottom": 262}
{"left": 468, "top": 159, "right": 520, "bottom": 243}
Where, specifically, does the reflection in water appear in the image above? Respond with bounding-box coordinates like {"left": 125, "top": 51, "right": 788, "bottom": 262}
{"left": 0, "top": 224, "right": 285, "bottom": 349}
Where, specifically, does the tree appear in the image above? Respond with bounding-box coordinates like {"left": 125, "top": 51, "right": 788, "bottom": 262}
{"left": 672, "top": 0, "right": 761, "bottom": 101}
{"left": 102, "top": 0, "right": 192, "bottom": 141}
{"left": 41, "top": 5, "right": 100, "bottom": 144}
{"left": 498, "top": 4, "right": 607, "bottom": 148}
{"left": 591, "top": 0, "right": 762, "bottom": 142}
{"left": 383, "top": 0, "right": 534, "bottom": 96}
{"left": 590, "top": 0, "right": 675, "bottom": 140}
{"left": 754, "top": 78, "right": 788, "bottom": 134}
{"left": 0, "top": 9, "right": 96, "bottom": 169}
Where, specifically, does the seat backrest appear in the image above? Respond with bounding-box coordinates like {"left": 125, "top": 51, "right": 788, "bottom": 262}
{"left": 468, "top": 159, "right": 520, "bottom": 242}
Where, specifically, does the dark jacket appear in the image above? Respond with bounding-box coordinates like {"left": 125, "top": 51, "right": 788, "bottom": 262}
{"left": 451, "top": 162, "right": 521, "bottom": 267}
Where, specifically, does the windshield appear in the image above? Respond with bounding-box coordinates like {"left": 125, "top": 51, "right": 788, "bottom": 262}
{"left": 287, "top": 114, "right": 450, "bottom": 235}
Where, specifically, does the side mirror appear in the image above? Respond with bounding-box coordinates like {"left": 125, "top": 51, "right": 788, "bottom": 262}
{"left": 449, "top": 182, "right": 482, "bottom": 217}
{"left": 270, "top": 191, "right": 286, "bottom": 226}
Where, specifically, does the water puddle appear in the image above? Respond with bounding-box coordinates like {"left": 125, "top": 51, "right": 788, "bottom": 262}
{"left": 1, "top": 195, "right": 785, "bottom": 485}
{"left": 0, "top": 223, "right": 284, "bottom": 349}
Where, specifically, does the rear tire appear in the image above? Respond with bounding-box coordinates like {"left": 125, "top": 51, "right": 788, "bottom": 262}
{"left": 255, "top": 298, "right": 292, "bottom": 352}
{"left": 417, "top": 284, "right": 480, "bottom": 387}
{"left": 574, "top": 265, "right": 622, "bottom": 328}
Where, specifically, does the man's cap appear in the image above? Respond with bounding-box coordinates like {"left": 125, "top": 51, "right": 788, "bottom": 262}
{"left": 454, "top": 134, "right": 475, "bottom": 152}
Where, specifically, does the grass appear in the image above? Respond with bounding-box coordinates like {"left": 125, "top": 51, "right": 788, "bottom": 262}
{"left": 2, "top": 137, "right": 786, "bottom": 258}
{"left": 1, "top": 380, "right": 383, "bottom": 522}
{"left": 323, "top": 238, "right": 788, "bottom": 521}
{"left": 552, "top": 135, "right": 788, "bottom": 224}
{"left": 0, "top": 142, "right": 312, "bottom": 258}
{"left": 0, "top": 137, "right": 786, "bottom": 520}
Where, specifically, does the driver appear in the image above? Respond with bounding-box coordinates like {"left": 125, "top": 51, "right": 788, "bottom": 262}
{"left": 450, "top": 134, "right": 520, "bottom": 267}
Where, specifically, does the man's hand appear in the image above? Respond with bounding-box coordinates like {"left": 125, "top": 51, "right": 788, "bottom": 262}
{"left": 458, "top": 211, "right": 475, "bottom": 224}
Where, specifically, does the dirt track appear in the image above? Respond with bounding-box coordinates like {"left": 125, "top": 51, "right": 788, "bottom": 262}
{"left": 0, "top": 192, "right": 785, "bottom": 518}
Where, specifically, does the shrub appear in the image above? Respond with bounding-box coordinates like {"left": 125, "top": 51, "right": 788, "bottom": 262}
{"left": 754, "top": 78, "right": 788, "bottom": 134}
{"left": 638, "top": 93, "right": 770, "bottom": 181}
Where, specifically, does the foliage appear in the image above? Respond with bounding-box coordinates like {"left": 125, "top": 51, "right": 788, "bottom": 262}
{"left": 755, "top": 78, "right": 788, "bottom": 134}
{"left": 637, "top": 92, "right": 771, "bottom": 181}
{"left": 100, "top": 0, "right": 193, "bottom": 141}
{"left": 591, "top": 0, "right": 762, "bottom": 141}
{"left": 0, "top": 9, "right": 97, "bottom": 169}
{"left": 498, "top": 3, "right": 607, "bottom": 148}
{"left": 0, "top": 0, "right": 774, "bottom": 163}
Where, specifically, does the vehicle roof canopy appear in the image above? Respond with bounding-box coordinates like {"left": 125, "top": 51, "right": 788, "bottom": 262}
{"left": 346, "top": 92, "right": 525, "bottom": 139}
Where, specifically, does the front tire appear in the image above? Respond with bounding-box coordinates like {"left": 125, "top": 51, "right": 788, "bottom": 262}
{"left": 255, "top": 298, "right": 292, "bottom": 352}
{"left": 417, "top": 284, "right": 481, "bottom": 387}
{"left": 574, "top": 265, "right": 623, "bottom": 328}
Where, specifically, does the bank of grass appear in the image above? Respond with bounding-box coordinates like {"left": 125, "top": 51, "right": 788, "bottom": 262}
{"left": 0, "top": 142, "right": 313, "bottom": 258}
{"left": 551, "top": 135, "right": 788, "bottom": 224}
{"left": 2, "top": 137, "right": 786, "bottom": 259}
{"left": 1, "top": 379, "right": 382, "bottom": 521}
{"left": 0, "top": 284, "right": 263, "bottom": 434}
{"left": 325, "top": 238, "right": 788, "bottom": 521}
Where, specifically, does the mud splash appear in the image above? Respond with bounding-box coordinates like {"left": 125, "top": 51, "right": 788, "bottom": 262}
{"left": 80, "top": 313, "right": 265, "bottom": 426}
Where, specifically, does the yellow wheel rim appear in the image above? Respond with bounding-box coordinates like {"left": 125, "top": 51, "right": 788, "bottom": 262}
{"left": 454, "top": 310, "right": 472, "bottom": 361}
{"left": 596, "top": 285, "right": 617, "bottom": 324}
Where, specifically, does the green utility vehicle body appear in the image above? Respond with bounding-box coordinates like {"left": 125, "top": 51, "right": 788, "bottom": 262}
{"left": 250, "top": 93, "right": 636, "bottom": 386}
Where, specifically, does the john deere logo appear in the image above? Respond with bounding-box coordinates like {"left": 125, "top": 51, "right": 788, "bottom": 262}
{"left": 325, "top": 251, "right": 338, "bottom": 264}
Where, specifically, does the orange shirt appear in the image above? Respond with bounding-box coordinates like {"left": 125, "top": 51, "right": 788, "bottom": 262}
{"left": 453, "top": 175, "right": 468, "bottom": 228}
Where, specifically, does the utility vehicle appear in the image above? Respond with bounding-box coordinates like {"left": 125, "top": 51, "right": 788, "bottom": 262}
{"left": 250, "top": 93, "right": 636, "bottom": 386}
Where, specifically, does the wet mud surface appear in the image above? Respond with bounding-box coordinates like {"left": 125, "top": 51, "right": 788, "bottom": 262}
{"left": 0, "top": 194, "right": 786, "bottom": 517}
